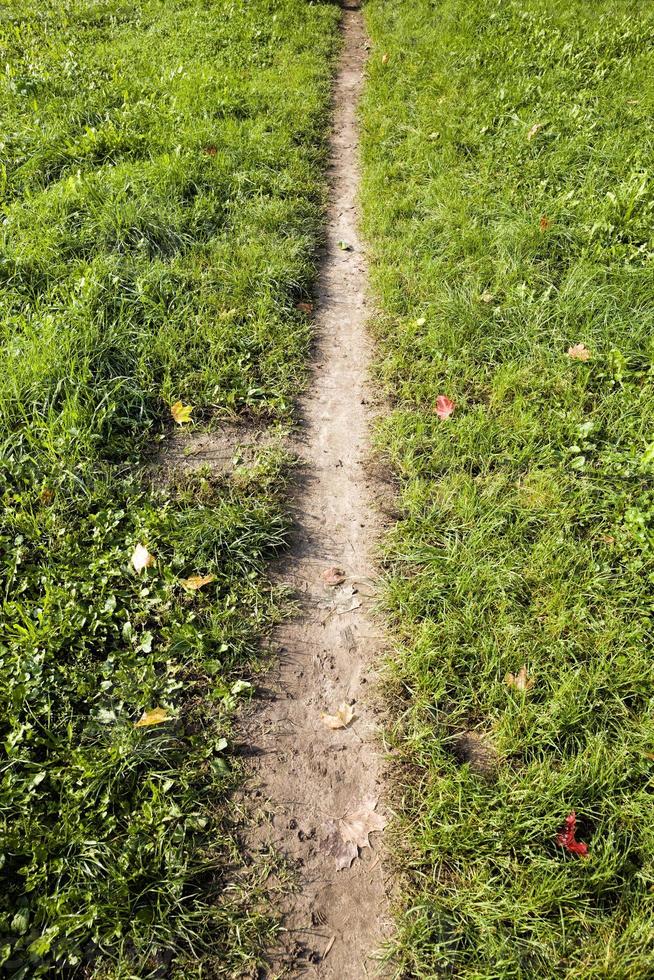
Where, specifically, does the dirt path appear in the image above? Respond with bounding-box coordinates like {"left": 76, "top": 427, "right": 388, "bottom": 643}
{"left": 241, "top": 5, "right": 390, "bottom": 977}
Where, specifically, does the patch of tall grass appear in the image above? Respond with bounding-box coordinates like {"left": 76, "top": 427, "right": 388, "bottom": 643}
{"left": 362, "top": 1, "right": 654, "bottom": 975}
{"left": 0, "top": 1, "right": 339, "bottom": 976}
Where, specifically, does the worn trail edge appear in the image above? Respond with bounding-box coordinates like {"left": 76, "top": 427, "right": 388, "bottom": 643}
{"left": 241, "top": 6, "right": 390, "bottom": 977}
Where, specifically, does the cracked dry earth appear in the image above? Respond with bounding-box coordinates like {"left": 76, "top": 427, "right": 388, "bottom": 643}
{"left": 241, "top": 6, "right": 391, "bottom": 978}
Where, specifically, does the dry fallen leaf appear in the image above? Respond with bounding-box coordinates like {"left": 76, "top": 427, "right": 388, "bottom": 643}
{"left": 381, "top": 52, "right": 389, "bottom": 64}
{"left": 40, "top": 487, "right": 55, "bottom": 506}
{"left": 131, "top": 543, "right": 155, "bottom": 574}
{"left": 322, "top": 567, "right": 346, "bottom": 587}
{"left": 480, "top": 290, "right": 494, "bottom": 304}
{"left": 539, "top": 215, "right": 552, "bottom": 231}
{"left": 203, "top": 145, "right": 217, "bottom": 157}
{"left": 321, "top": 702, "right": 355, "bottom": 730}
{"left": 134, "top": 707, "right": 169, "bottom": 728}
{"left": 567, "top": 343, "right": 590, "bottom": 361}
{"left": 317, "top": 584, "right": 361, "bottom": 616}
{"left": 341, "top": 805, "right": 386, "bottom": 848}
{"left": 435, "top": 395, "right": 455, "bottom": 419}
{"left": 323, "top": 801, "right": 386, "bottom": 871}
{"left": 324, "top": 826, "right": 357, "bottom": 871}
{"left": 180, "top": 573, "right": 217, "bottom": 591}
{"left": 599, "top": 533, "right": 615, "bottom": 545}
{"left": 296, "top": 301, "right": 313, "bottom": 314}
{"left": 505, "top": 666, "right": 534, "bottom": 692}
{"left": 171, "top": 400, "right": 193, "bottom": 425}
{"left": 527, "top": 122, "right": 544, "bottom": 140}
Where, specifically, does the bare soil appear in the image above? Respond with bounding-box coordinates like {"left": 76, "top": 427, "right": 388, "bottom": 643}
{"left": 240, "top": 6, "right": 391, "bottom": 976}
{"left": 151, "top": 423, "right": 278, "bottom": 482}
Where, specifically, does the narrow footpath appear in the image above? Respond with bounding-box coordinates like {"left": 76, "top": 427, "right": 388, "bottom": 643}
{"left": 242, "top": 5, "right": 391, "bottom": 976}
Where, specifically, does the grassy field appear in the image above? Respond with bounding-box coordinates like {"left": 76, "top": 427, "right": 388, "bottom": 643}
{"left": 361, "top": 0, "right": 654, "bottom": 976}
{"left": 0, "top": 1, "right": 339, "bottom": 976}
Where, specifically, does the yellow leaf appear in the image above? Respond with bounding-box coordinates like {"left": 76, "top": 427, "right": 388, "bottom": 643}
{"left": 134, "top": 707, "right": 169, "bottom": 728}
{"left": 321, "top": 702, "right": 355, "bottom": 730}
{"left": 180, "top": 573, "right": 217, "bottom": 591}
{"left": 171, "top": 400, "right": 193, "bottom": 425}
{"left": 131, "top": 543, "right": 155, "bottom": 574}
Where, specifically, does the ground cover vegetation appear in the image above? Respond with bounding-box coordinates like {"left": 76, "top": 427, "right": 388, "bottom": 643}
{"left": 0, "top": 0, "right": 339, "bottom": 975}
{"left": 361, "top": 0, "right": 654, "bottom": 976}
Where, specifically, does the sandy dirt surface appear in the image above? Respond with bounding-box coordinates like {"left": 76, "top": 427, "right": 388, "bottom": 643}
{"left": 240, "top": 5, "right": 392, "bottom": 976}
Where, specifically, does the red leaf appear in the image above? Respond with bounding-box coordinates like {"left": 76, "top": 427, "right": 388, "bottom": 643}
{"left": 556, "top": 811, "right": 588, "bottom": 857}
{"left": 435, "top": 395, "right": 455, "bottom": 419}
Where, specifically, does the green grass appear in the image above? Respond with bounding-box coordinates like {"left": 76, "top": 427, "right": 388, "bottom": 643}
{"left": 361, "top": 0, "right": 654, "bottom": 976}
{"left": 0, "top": 0, "right": 339, "bottom": 976}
